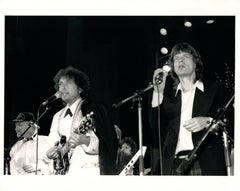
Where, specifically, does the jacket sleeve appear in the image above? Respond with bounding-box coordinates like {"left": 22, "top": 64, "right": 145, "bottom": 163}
{"left": 92, "top": 102, "right": 119, "bottom": 175}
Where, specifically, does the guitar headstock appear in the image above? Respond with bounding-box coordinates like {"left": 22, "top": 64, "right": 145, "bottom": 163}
{"left": 76, "top": 111, "right": 95, "bottom": 134}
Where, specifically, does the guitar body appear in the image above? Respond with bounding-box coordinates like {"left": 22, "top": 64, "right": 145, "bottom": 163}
{"left": 53, "top": 135, "right": 70, "bottom": 175}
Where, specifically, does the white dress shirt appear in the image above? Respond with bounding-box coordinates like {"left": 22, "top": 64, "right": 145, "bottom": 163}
{"left": 10, "top": 135, "right": 52, "bottom": 175}
{"left": 152, "top": 81, "right": 204, "bottom": 154}
{"left": 44, "top": 98, "right": 100, "bottom": 175}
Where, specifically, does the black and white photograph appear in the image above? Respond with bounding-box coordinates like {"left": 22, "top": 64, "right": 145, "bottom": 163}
{"left": 0, "top": 0, "right": 239, "bottom": 191}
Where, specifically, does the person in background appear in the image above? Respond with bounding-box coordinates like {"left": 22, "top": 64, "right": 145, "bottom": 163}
{"left": 9, "top": 112, "right": 52, "bottom": 175}
{"left": 151, "top": 42, "right": 234, "bottom": 175}
{"left": 43, "top": 66, "right": 118, "bottom": 175}
{"left": 116, "top": 136, "right": 137, "bottom": 175}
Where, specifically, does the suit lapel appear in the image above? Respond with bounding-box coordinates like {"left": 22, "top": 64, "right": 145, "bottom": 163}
{"left": 192, "top": 83, "right": 216, "bottom": 117}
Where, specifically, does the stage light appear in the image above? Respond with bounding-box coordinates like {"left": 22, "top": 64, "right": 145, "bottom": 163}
{"left": 206, "top": 19, "right": 215, "bottom": 24}
{"left": 184, "top": 20, "right": 192, "bottom": 27}
{"left": 160, "top": 47, "right": 168, "bottom": 54}
{"left": 160, "top": 28, "right": 167, "bottom": 35}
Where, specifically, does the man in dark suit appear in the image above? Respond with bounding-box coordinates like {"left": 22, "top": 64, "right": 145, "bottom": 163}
{"left": 151, "top": 42, "right": 233, "bottom": 175}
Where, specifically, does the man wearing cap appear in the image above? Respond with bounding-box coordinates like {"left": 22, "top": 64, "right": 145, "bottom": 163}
{"left": 10, "top": 112, "right": 53, "bottom": 175}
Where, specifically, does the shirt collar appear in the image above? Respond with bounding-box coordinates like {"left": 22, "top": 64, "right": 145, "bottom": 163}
{"left": 175, "top": 80, "right": 204, "bottom": 96}
{"left": 67, "top": 98, "right": 82, "bottom": 114}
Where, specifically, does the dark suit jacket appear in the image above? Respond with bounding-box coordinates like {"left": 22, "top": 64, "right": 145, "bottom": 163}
{"left": 151, "top": 80, "right": 233, "bottom": 175}
{"left": 82, "top": 100, "right": 119, "bottom": 175}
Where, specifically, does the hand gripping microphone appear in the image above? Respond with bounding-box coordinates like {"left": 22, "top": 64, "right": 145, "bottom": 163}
{"left": 41, "top": 91, "right": 62, "bottom": 106}
{"left": 154, "top": 64, "right": 171, "bottom": 84}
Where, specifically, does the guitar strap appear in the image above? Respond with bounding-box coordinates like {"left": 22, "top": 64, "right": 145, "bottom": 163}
{"left": 71, "top": 99, "right": 84, "bottom": 135}
{"left": 57, "top": 99, "right": 85, "bottom": 140}
{"left": 56, "top": 99, "right": 84, "bottom": 162}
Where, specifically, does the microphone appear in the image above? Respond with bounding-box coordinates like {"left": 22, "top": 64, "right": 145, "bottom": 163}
{"left": 155, "top": 64, "right": 171, "bottom": 84}
{"left": 41, "top": 91, "right": 62, "bottom": 106}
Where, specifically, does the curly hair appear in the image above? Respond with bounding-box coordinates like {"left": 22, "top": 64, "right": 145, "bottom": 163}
{"left": 53, "top": 66, "right": 90, "bottom": 99}
{"left": 120, "top": 137, "right": 137, "bottom": 155}
{"left": 168, "top": 42, "right": 204, "bottom": 88}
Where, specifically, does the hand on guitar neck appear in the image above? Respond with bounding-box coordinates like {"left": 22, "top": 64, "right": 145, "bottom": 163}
{"left": 68, "top": 111, "right": 95, "bottom": 148}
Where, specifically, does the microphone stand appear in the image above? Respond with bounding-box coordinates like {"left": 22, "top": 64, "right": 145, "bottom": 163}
{"left": 4, "top": 148, "right": 11, "bottom": 175}
{"left": 33, "top": 104, "right": 52, "bottom": 175}
{"left": 222, "top": 124, "right": 232, "bottom": 175}
{"left": 156, "top": 87, "right": 163, "bottom": 175}
{"left": 176, "top": 92, "right": 234, "bottom": 175}
{"left": 113, "top": 83, "right": 154, "bottom": 175}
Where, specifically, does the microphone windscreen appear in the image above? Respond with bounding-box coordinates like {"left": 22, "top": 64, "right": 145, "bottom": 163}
{"left": 163, "top": 65, "right": 171, "bottom": 72}
{"left": 55, "top": 91, "right": 62, "bottom": 99}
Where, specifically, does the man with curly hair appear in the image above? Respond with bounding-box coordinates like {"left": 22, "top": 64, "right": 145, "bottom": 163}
{"left": 44, "top": 66, "right": 118, "bottom": 175}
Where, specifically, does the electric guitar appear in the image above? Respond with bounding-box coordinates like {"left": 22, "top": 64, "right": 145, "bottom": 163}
{"left": 75, "top": 111, "right": 95, "bottom": 134}
{"left": 54, "top": 111, "right": 95, "bottom": 175}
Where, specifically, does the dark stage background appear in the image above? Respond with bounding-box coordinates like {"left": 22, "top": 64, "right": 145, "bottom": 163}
{"left": 4, "top": 16, "right": 235, "bottom": 172}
